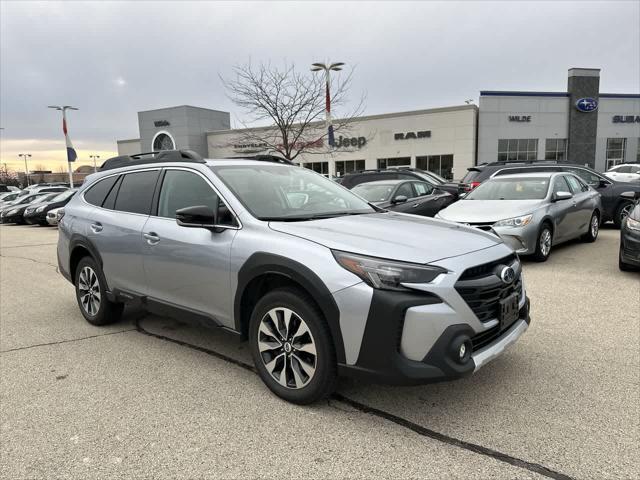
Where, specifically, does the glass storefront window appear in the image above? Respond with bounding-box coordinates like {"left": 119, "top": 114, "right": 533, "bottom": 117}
{"left": 336, "top": 160, "right": 365, "bottom": 177}
{"left": 416, "top": 154, "right": 454, "bottom": 180}
{"left": 377, "top": 157, "right": 411, "bottom": 169}
{"left": 606, "top": 138, "right": 626, "bottom": 170}
{"left": 303, "top": 162, "right": 329, "bottom": 176}
{"left": 545, "top": 138, "right": 567, "bottom": 161}
{"left": 497, "top": 138, "right": 538, "bottom": 162}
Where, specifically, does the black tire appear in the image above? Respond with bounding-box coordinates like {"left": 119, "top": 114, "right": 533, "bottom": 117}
{"left": 614, "top": 201, "right": 634, "bottom": 228}
{"left": 74, "top": 256, "right": 124, "bottom": 326}
{"left": 581, "top": 211, "right": 599, "bottom": 243}
{"left": 249, "top": 287, "right": 337, "bottom": 405}
{"left": 532, "top": 222, "right": 553, "bottom": 262}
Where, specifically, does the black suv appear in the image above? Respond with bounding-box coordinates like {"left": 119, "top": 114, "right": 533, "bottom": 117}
{"left": 461, "top": 161, "right": 640, "bottom": 227}
{"left": 339, "top": 167, "right": 460, "bottom": 198}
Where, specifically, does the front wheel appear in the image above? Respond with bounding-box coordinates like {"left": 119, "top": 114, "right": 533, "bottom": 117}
{"left": 532, "top": 224, "right": 553, "bottom": 262}
{"left": 582, "top": 212, "right": 599, "bottom": 243}
{"left": 614, "top": 202, "right": 634, "bottom": 228}
{"left": 249, "top": 288, "right": 337, "bottom": 404}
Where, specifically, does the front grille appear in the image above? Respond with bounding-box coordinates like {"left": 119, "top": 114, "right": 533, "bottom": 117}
{"left": 456, "top": 256, "right": 522, "bottom": 323}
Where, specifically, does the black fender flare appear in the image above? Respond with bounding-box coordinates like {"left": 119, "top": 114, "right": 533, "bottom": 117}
{"left": 235, "top": 252, "right": 345, "bottom": 364}
{"left": 68, "top": 234, "right": 106, "bottom": 284}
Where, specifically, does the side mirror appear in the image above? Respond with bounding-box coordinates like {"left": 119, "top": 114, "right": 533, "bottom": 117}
{"left": 598, "top": 179, "right": 610, "bottom": 188}
{"left": 552, "top": 191, "right": 573, "bottom": 202}
{"left": 391, "top": 195, "right": 408, "bottom": 204}
{"left": 176, "top": 205, "right": 218, "bottom": 228}
{"left": 620, "top": 191, "right": 640, "bottom": 200}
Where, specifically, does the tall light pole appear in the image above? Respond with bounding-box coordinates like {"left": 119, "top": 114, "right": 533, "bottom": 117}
{"left": 311, "top": 61, "right": 344, "bottom": 178}
{"left": 89, "top": 155, "right": 100, "bottom": 173}
{"left": 48, "top": 105, "right": 78, "bottom": 187}
{"left": 18, "top": 153, "right": 32, "bottom": 186}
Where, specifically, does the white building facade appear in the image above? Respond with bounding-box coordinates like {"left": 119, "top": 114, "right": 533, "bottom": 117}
{"left": 206, "top": 105, "right": 477, "bottom": 180}
{"left": 478, "top": 69, "right": 640, "bottom": 171}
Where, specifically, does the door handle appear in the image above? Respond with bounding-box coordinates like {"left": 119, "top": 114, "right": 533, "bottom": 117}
{"left": 90, "top": 222, "right": 103, "bottom": 233}
{"left": 143, "top": 232, "right": 160, "bottom": 245}
{"left": 412, "top": 203, "right": 420, "bottom": 208}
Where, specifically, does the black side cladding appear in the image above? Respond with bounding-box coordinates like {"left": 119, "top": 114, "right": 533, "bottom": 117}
{"left": 235, "top": 252, "right": 346, "bottom": 363}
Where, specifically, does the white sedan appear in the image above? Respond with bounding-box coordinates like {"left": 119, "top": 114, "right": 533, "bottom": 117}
{"left": 604, "top": 163, "right": 640, "bottom": 183}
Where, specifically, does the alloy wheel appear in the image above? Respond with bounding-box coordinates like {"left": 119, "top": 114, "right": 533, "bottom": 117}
{"left": 257, "top": 307, "right": 317, "bottom": 389}
{"left": 540, "top": 229, "right": 552, "bottom": 257}
{"left": 591, "top": 215, "right": 599, "bottom": 238}
{"left": 78, "top": 266, "right": 101, "bottom": 316}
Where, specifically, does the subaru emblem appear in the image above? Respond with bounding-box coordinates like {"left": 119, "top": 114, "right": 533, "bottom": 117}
{"left": 576, "top": 97, "right": 598, "bottom": 112}
{"left": 499, "top": 266, "right": 515, "bottom": 284}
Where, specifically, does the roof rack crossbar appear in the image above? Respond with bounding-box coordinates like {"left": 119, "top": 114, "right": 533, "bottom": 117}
{"left": 223, "top": 154, "right": 295, "bottom": 165}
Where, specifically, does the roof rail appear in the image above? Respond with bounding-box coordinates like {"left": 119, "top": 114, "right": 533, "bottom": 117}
{"left": 99, "top": 149, "right": 205, "bottom": 171}
{"left": 224, "top": 154, "right": 295, "bottom": 165}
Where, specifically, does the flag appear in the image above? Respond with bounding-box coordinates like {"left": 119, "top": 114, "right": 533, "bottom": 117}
{"left": 63, "top": 110, "right": 77, "bottom": 162}
{"left": 325, "top": 77, "right": 335, "bottom": 147}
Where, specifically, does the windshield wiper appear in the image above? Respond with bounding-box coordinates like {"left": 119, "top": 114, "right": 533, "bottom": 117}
{"left": 263, "top": 211, "right": 371, "bottom": 222}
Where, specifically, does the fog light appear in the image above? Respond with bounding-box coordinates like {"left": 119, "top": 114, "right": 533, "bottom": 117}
{"left": 459, "top": 343, "right": 466, "bottom": 359}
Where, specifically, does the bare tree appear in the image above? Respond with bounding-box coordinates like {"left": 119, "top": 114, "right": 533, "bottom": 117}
{"left": 221, "top": 62, "right": 365, "bottom": 162}
{"left": 56, "top": 164, "right": 67, "bottom": 174}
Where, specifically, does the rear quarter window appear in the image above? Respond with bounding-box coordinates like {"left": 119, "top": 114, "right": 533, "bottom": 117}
{"left": 83, "top": 175, "right": 119, "bottom": 206}
{"left": 114, "top": 170, "right": 160, "bottom": 215}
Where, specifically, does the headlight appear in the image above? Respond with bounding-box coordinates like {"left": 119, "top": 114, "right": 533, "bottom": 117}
{"left": 332, "top": 250, "right": 447, "bottom": 291}
{"left": 56, "top": 208, "right": 65, "bottom": 221}
{"left": 493, "top": 214, "right": 533, "bottom": 228}
{"left": 36, "top": 206, "right": 46, "bottom": 213}
{"left": 627, "top": 217, "right": 640, "bottom": 231}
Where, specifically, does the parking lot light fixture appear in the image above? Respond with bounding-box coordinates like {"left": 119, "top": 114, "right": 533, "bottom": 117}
{"left": 89, "top": 155, "right": 100, "bottom": 173}
{"left": 18, "top": 153, "right": 32, "bottom": 186}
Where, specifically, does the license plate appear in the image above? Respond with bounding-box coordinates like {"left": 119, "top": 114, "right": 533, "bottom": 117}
{"left": 499, "top": 293, "right": 520, "bottom": 331}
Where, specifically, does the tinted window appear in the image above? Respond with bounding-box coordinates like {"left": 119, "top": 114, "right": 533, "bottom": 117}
{"left": 412, "top": 182, "right": 433, "bottom": 196}
{"left": 395, "top": 183, "right": 414, "bottom": 198}
{"left": 552, "top": 176, "right": 570, "bottom": 194}
{"left": 616, "top": 165, "right": 632, "bottom": 173}
{"left": 102, "top": 176, "right": 122, "bottom": 210}
{"left": 84, "top": 176, "right": 119, "bottom": 207}
{"left": 462, "top": 169, "right": 482, "bottom": 183}
{"left": 566, "top": 167, "right": 603, "bottom": 186}
{"left": 564, "top": 175, "right": 582, "bottom": 194}
{"left": 158, "top": 170, "right": 219, "bottom": 219}
{"left": 114, "top": 170, "right": 159, "bottom": 215}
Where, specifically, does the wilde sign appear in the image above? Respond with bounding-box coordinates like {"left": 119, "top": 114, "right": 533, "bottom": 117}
{"left": 394, "top": 131, "right": 431, "bottom": 140}
{"left": 509, "top": 115, "right": 531, "bottom": 122}
{"left": 154, "top": 120, "right": 170, "bottom": 127}
{"left": 612, "top": 115, "right": 640, "bottom": 124}
{"left": 335, "top": 136, "right": 367, "bottom": 148}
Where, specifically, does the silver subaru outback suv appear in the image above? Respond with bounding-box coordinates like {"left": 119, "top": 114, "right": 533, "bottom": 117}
{"left": 58, "top": 151, "right": 531, "bottom": 404}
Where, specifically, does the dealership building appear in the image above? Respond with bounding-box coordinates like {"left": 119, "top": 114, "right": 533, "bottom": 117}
{"left": 117, "top": 68, "right": 639, "bottom": 179}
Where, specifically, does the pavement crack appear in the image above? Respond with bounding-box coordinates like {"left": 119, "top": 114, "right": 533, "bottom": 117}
{"left": 0, "top": 329, "right": 136, "bottom": 354}
{"left": 0, "top": 252, "right": 58, "bottom": 270}
{"left": 1, "top": 242, "right": 58, "bottom": 249}
{"left": 133, "top": 315, "right": 575, "bottom": 480}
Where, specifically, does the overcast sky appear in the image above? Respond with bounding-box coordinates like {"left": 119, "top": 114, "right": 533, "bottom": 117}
{"left": 1, "top": 0, "right": 639, "bottom": 170}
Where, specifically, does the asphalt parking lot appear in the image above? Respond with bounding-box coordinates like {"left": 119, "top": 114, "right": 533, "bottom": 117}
{"left": 1, "top": 224, "right": 638, "bottom": 479}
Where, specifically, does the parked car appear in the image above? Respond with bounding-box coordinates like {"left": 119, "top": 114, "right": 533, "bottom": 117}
{"left": 339, "top": 167, "right": 461, "bottom": 199}
{"left": 0, "top": 193, "right": 57, "bottom": 224}
{"left": 46, "top": 207, "right": 64, "bottom": 226}
{"left": 605, "top": 163, "right": 640, "bottom": 183}
{"left": 0, "top": 191, "right": 22, "bottom": 206}
{"left": 24, "top": 189, "right": 77, "bottom": 225}
{"left": 24, "top": 182, "right": 70, "bottom": 191}
{"left": 351, "top": 179, "right": 454, "bottom": 217}
{"left": 58, "top": 151, "right": 530, "bottom": 404}
{"left": 460, "top": 161, "right": 640, "bottom": 227}
{"left": 619, "top": 191, "right": 640, "bottom": 271}
{"left": 437, "top": 172, "right": 602, "bottom": 261}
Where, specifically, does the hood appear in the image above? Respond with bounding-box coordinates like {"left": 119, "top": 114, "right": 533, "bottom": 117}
{"left": 438, "top": 199, "right": 543, "bottom": 223}
{"left": 269, "top": 212, "right": 502, "bottom": 264}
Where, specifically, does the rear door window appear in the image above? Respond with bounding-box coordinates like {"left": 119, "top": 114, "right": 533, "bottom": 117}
{"left": 395, "top": 182, "right": 415, "bottom": 198}
{"left": 114, "top": 170, "right": 160, "bottom": 215}
{"left": 564, "top": 175, "right": 582, "bottom": 194}
{"left": 412, "top": 181, "right": 434, "bottom": 196}
{"left": 84, "top": 175, "right": 119, "bottom": 207}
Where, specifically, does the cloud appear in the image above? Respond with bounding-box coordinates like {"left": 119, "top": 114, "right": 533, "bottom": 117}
{"left": 114, "top": 76, "right": 127, "bottom": 87}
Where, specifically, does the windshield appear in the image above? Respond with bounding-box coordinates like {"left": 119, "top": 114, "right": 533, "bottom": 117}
{"left": 352, "top": 183, "right": 396, "bottom": 202}
{"left": 416, "top": 170, "right": 446, "bottom": 184}
{"left": 461, "top": 169, "right": 482, "bottom": 183}
{"left": 211, "top": 164, "right": 375, "bottom": 220}
{"left": 51, "top": 190, "right": 75, "bottom": 202}
{"left": 466, "top": 177, "right": 550, "bottom": 200}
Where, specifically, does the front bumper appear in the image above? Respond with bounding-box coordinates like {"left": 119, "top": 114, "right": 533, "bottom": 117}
{"left": 620, "top": 226, "right": 640, "bottom": 266}
{"left": 337, "top": 246, "right": 531, "bottom": 385}
{"left": 492, "top": 223, "right": 539, "bottom": 255}
{"left": 24, "top": 211, "right": 48, "bottom": 224}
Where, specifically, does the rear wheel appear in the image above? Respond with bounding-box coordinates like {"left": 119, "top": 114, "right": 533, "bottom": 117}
{"left": 532, "top": 223, "right": 553, "bottom": 262}
{"left": 614, "top": 201, "right": 634, "bottom": 228}
{"left": 74, "top": 257, "right": 124, "bottom": 326}
{"left": 249, "top": 288, "right": 337, "bottom": 404}
{"left": 582, "top": 212, "right": 599, "bottom": 242}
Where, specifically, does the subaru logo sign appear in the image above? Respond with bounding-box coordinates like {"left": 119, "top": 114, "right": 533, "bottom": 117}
{"left": 576, "top": 97, "right": 598, "bottom": 112}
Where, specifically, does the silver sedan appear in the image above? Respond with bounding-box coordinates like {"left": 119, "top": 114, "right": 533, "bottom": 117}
{"left": 436, "top": 172, "right": 603, "bottom": 261}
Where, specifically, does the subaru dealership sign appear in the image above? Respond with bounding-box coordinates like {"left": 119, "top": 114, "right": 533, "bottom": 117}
{"left": 575, "top": 98, "right": 598, "bottom": 112}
